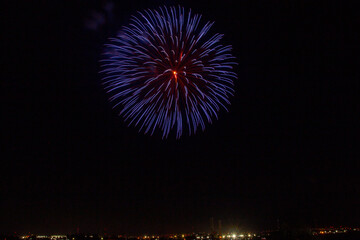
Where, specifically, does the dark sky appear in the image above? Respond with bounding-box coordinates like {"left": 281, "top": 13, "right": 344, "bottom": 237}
{"left": 2, "top": 0, "right": 359, "bottom": 235}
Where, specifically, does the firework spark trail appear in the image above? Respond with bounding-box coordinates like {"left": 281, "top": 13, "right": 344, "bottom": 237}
{"left": 101, "top": 6, "right": 237, "bottom": 138}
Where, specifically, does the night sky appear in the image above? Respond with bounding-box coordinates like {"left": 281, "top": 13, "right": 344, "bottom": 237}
{"left": 2, "top": 0, "right": 359, "bottom": 235}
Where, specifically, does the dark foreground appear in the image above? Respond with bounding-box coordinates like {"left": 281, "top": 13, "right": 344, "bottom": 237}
{"left": 1, "top": 232, "right": 360, "bottom": 240}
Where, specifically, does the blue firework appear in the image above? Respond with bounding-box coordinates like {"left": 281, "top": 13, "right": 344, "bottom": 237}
{"left": 101, "top": 6, "right": 237, "bottom": 138}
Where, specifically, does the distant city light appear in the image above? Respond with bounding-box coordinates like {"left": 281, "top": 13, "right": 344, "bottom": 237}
{"left": 10, "top": 227, "right": 360, "bottom": 240}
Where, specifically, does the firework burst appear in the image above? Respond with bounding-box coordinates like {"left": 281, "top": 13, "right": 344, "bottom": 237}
{"left": 101, "top": 6, "right": 237, "bottom": 138}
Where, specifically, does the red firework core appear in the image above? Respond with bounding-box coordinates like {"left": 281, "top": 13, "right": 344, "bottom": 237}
{"left": 172, "top": 71, "right": 178, "bottom": 81}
